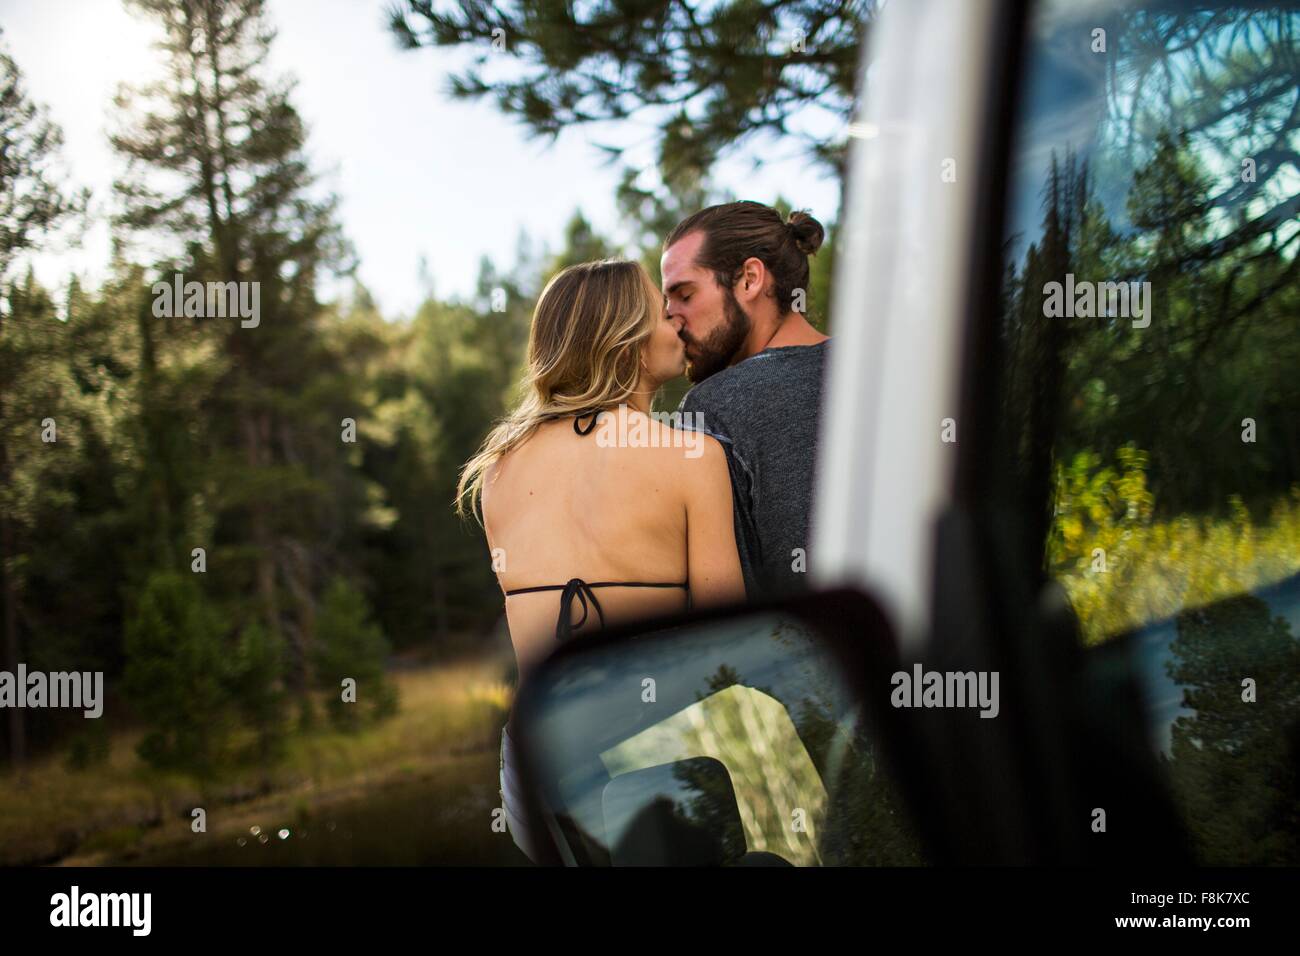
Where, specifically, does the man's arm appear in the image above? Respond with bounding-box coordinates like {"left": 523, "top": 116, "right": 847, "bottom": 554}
{"left": 677, "top": 386, "right": 763, "bottom": 598}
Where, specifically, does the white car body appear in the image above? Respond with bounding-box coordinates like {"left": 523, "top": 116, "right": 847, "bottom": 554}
{"left": 813, "top": 0, "right": 1000, "bottom": 653}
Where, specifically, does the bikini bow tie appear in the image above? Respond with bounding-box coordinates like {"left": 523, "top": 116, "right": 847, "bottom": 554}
{"left": 556, "top": 577, "right": 605, "bottom": 642}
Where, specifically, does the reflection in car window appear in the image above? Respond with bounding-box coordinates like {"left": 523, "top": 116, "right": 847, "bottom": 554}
{"left": 993, "top": 0, "right": 1299, "bottom": 863}
{"left": 601, "top": 685, "right": 829, "bottom": 865}
{"left": 523, "top": 613, "right": 924, "bottom": 865}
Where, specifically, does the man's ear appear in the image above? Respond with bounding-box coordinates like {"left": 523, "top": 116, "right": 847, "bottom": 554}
{"left": 736, "top": 257, "right": 767, "bottom": 305}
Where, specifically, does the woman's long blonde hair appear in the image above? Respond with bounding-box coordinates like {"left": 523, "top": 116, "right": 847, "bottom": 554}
{"left": 456, "top": 258, "right": 663, "bottom": 520}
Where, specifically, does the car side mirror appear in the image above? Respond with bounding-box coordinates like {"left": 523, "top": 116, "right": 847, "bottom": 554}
{"left": 509, "top": 589, "right": 926, "bottom": 866}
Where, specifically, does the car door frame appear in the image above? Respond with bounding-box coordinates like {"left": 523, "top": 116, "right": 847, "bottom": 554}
{"left": 816, "top": 0, "right": 1194, "bottom": 864}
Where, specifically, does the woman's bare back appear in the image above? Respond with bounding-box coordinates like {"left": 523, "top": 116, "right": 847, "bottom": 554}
{"left": 482, "top": 409, "right": 706, "bottom": 680}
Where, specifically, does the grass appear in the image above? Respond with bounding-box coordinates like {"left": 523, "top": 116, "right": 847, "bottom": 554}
{"left": 1049, "top": 447, "right": 1300, "bottom": 645}
{"left": 0, "top": 649, "right": 517, "bottom": 866}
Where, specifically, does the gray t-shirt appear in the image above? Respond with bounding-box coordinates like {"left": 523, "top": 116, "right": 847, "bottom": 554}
{"left": 676, "top": 341, "right": 829, "bottom": 599}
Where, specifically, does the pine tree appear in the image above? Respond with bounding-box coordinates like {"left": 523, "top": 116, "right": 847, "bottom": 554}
{"left": 313, "top": 576, "right": 396, "bottom": 731}
{"left": 122, "top": 571, "right": 232, "bottom": 775}
{"left": 388, "top": 0, "right": 877, "bottom": 192}
{"left": 0, "top": 39, "right": 88, "bottom": 775}
{"left": 111, "top": 0, "right": 359, "bottom": 692}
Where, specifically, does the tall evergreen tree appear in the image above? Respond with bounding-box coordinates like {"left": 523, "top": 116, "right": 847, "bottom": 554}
{"left": 111, "top": 0, "right": 360, "bottom": 690}
{"left": 0, "top": 38, "right": 88, "bottom": 775}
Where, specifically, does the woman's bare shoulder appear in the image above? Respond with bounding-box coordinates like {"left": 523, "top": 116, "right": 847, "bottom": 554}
{"left": 642, "top": 423, "right": 728, "bottom": 511}
{"left": 686, "top": 433, "right": 730, "bottom": 497}
{"left": 479, "top": 455, "right": 510, "bottom": 531}
{"left": 480, "top": 430, "right": 550, "bottom": 523}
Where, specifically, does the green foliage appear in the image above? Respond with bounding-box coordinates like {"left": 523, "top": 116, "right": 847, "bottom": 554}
{"left": 2, "top": 1, "right": 838, "bottom": 788}
{"left": 312, "top": 576, "right": 398, "bottom": 731}
{"left": 546, "top": 210, "right": 616, "bottom": 279}
{"left": 356, "top": 265, "right": 530, "bottom": 649}
{"left": 996, "top": 8, "right": 1300, "bottom": 557}
{"left": 1163, "top": 592, "right": 1300, "bottom": 864}
{"left": 0, "top": 31, "right": 89, "bottom": 284}
{"left": 112, "top": 0, "right": 364, "bottom": 701}
{"left": 226, "top": 620, "right": 289, "bottom": 763}
{"left": 616, "top": 167, "right": 729, "bottom": 285}
{"left": 296, "top": 693, "right": 320, "bottom": 734}
{"left": 63, "top": 720, "right": 111, "bottom": 772}
{"left": 1049, "top": 447, "right": 1300, "bottom": 646}
{"left": 122, "top": 571, "right": 233, "bottom": 775}
{"left": 388, "top": 0, "right": 875, "bottom": 186}
{"left": 1019, "top": 135, "right": 1300, "bottom": 645}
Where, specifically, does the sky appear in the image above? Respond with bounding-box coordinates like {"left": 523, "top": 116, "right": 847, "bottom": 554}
{"left": 1, "top": 0, "right": 844, "bottom": 317}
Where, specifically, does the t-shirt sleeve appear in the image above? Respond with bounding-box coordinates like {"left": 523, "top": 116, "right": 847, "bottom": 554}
{"left": 677, "top": 386, "right": 764, "bottom": 597}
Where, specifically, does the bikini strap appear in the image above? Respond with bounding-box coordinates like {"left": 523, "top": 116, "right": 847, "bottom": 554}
{"left": 556, "top": 578, "right": 603, "bottom": 641}
{"left": 574, "top": 410, "right": 600, "bottom": 435}
{"left": 505, "top": 581, "right": 688, "bottom": 594}
{"left": 504, "top": 579, "right": 689, "bottom": 642}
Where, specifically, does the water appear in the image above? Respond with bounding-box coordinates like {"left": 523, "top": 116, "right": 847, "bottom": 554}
{"left": 120, "top": 752, "right": 532, "bottom": 866}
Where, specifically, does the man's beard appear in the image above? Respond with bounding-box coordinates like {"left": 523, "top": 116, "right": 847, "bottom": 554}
{"left": 684, "top": 289, "right": 750, "bottom": 384}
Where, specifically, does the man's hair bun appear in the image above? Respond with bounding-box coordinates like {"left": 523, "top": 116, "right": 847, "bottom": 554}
{"left": 664, "top": 201, "right": 824, "bottom": 316}
{"left": 786, "top": 210, "right": 825, "bottom": 255}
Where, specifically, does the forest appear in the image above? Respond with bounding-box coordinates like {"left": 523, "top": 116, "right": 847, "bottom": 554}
{"left": 0, "top": 0, "right": 843, "bottom": 864}
{"left": 0, "top": 0, "right": 1296, "bottom": 865}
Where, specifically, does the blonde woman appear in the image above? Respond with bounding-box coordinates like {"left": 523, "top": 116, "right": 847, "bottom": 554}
{"left": 457, "top": 258, "right": 745, "bottom": 863}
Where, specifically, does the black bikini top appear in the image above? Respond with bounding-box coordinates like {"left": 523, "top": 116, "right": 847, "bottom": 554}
{"left": 503, "top": 410, "right": 689, "bottom": 641}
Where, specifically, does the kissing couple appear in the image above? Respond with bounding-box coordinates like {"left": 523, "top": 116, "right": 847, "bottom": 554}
{"left": 455, "top": 200, "right": 830, "bottom": 863}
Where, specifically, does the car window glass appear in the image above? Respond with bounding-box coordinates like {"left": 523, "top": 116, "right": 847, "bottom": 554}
{"left": 992, "top": 0, "right": 1299, "bottom": 863}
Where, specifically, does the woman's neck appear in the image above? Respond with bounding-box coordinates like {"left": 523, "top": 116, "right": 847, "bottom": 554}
{"left": 625, "top": 383, "right": 655, "bottom": 416}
